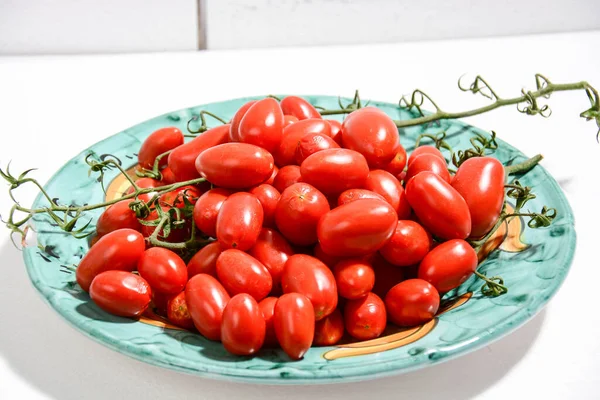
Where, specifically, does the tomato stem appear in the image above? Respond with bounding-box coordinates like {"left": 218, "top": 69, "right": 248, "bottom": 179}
{"left": 505, "top": 154, "right": 543, "bottom": 175}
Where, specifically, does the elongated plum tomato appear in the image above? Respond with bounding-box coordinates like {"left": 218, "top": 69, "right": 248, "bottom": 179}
{"left": 275, "top": 183, "right": 330, "bottom": 246}
{"left": 238, "top": 98, "right": 284, "bottom": 154}
{"left": 167, "top": 291, "right": 195, "bottom": 330}
{"left": 249, "top": 184, "right": 280, "bottom": 228}
{"left": 258, "top": 297, "right": 278, "bottom": 347}
{"left": 274, "top": 293, "right": 315, "bottom": 360}
{"left": 275, "top": 119, "right": 331, "bottom": 167}
{"left": 272, "top": 165, "right": 302, "bottom": 193}
{"left": 408, "top": 145, "right": 445, "bottom": 167}
{"left": 300, "top": 148, "right": 369, "bottom": 195}
{"left": 216, "top": 192, "right": 264, "bottom": 251}
{"left": 383, "top": 146, "right": 408, "bottom": 176}
{"left": 418, "top": 239, "right": 478, "bottom": 293}
{"left": 229, "top": 100, "right": 257, "bottom": 142}
{"left": 96, "top": 200, "right": 141, "bottom": 237}
{"left": 216, "top": 249, "right": 272, "bottom": 301}
{"left": 138, "top": 127, "right": 184, "bottom": 170}
{"left": 283, "top": 115, "right": 299, "bottom": 127}
{"left": 337, "top": 188, "right": 386, "bottom": 207}
{"left": 333, "top": 259, "right": 375, "bottom": 300}
{"left": 295, "top": 133, "right": 340, "bottom": 164}
{"left": 126, "top": 177, "right": 160, "bottom": 203}
{"left": 379, "top": 220, "right": 431, "bottom": 267}
{"left": 76, "top": 228, "right": 145, "bottom": 292}
{"left": 89, "top": 271, "right": 151, "bottom": 318}
{"left": 137, "top": 247, "right": 188, "bottom": 294}
{"left": 451, "top": 156, "right": 505, "bottom": 238}
{"left": 187, "top": 241, "right": 221, "bottom": 278}
{"left": 248, "top": 228, "right": 294, "bottom": 287}
{"left": 281, "top": 254, "right": 337, "bottom": 320}
{"left": 195, "top": 143, "right": 274, "bottom": 188}
{"left": 167, "top": 124, "right": 230, "bottom": 182}
{"left": 313, "top": 308, "right": 344, "bottom": 346}
{"left": 405, "top": 172, "right": 471, "bottom": 239}
{"left": 326, "top": 120, "right": 343, "bottom": 144}
{"left": 344, "top": 292, "right": 387, "bottom": 340}
{"left": 318, "top": 199, "right": 397, "bottom": 257}
{"left": 280, "top": 96, "right": 322, "bottom": 120}
{"left": 371, "top": 253, "right": 405, "bottom": 299}
{"left": 363, "top": 169, "right": 411, "bottom": 218}
{"left": 193, "top": 188, "right": 233, "bottom": 238}
{"left": 185, "top": 274, "right": 230, "bottom": 340}
{"left": 385, "top": 279, "right": 440, "bottom": 327}
{"left": 221, "top": 293, "right": 266, "bottom": 356}
{"left": 405, "top": 153, "right": 451, "bottom": 183}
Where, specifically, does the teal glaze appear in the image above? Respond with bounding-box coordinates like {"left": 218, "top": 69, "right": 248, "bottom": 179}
{"left": 23, "top": 95, "right": 575, "bottom": 383}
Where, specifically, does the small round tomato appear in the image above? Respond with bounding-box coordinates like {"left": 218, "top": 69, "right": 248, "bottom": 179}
{"left": 90, "top": 271, "right": 151, "bottom": 318}
{"left": 187, "top": 241, "right": 221, "bottom": 278}
{"left": 248, "top": 228, "right": 294, "bottom": 286}
{"left": 193, "top": 188, "right": 233, "bottom": 238}
{"left": 216, "top": 192, "right": 264, "bottom": 251}
{"left": 295, "top": 133, "right": 340, "bottom": 164}
{"left": 313, "top": 242, "right": 343, "bottom": 269}
{"left": 264, "top": 165, "right": 279, "bottom": 185}
{"left": 344, "top": 292, "right": 387, "bottom": 340}
{"left": 407, "top": 145, "right": 446, "bottom": 167}
{"left": 337, "top": 188, "right": 386, "bottom": 207}
{"left": 385, "top": 279, "right": 440, "bottom": 327}
{"left": 405, "top": 153, "right": 451, "bottom": 183}
{"left": 313, "top": 308, "right": 344, "bottom": 346}
{"left": 258, "top": 297, "right": 278, "bottom": 347}
{"left": 274, "top": 293, "right": 315, "bottom": 360}
{"left": 167, "top": 291, "right": 195, "bottom": 330}
{"left": 126, "top": 177, "right": 161, "bottom": 203}
{"left": 272, "top": 165, "right": 302, "bottom": 193}
{"left": 275, "top": 119, "right": 331, "bottom": 167}
{"left": 371, "top": 253, "right": 405, "bottom": 299}
{"left": 216, "top": 249, "right": 272, "bottom": 301}
{"left": 159, "top": 185, "right": 203, "bottom": 209}
{"left": 383, "top": 146, "right": 408, "bottom": 176}
{"left": 300, "top": 148, "right": 369, "bottom": 195}
{"left": 405, "top": 172, "right": 471, "bottom": 239}
{"left": 283, "top": 115, "right": 299, "bottom": 127}
{"left": 137, "top": 247, "right": 188, "bottom": 294}
{"left": 280, "top": 96, "right": 322, "bottom": 120}
{"left": 238, "top": 98, "right": 284, "bottom": 154}
{"left": 185, "top": 274, "right": 230, "bottom": 340}
{"left": 221, "top": 294, "right": 266, "bottom": 356}
{"left": 275, "top": 183, "right": 330, "bottom": 246}
{"left": 76, "top": 229, "right": 145, "bottom": 292}
{"left": 229, "top": 100, "right": 257, "bottom": 142}
{"left": 96, "top": 200, "right": 141, "bottom": 237}
{"left": 418, "top": 239, "right": 477, "bottom": 293}
{"left": 379, "top": 220, "right": 431, "bottom": 267}
{"left": 160, "top": 166, "right": 176, "bottom": 184}
{"left": 363, "top": 169, "right": 411, "bottom": 219}
{"left": 334, "top": 259, "right": 375, "bottom": 300}
{"left": 326, "top": 119, "right": 343, "bottom": 144}
{"left": 249, "top": 184, "right": 280, "bottom": 228}
{"left": 138, "top": 127, "right": 184, "bottom": 170}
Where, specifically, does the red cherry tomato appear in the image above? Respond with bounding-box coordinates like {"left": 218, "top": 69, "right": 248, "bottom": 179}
{"left": 167, "top": 291, "right": 195, "bottom": 330}
{"left": 238, "top": 98, "right": 284, "bottom": 154}
{"left": 96, "top": 200, "right": 141, "bottom": 237}
{"left": 371, "top": 253, "right": 405, "bottom": 299}
{"left": 300, "top": 148, "right": 369, "bottom": 195}
{"left": 76, "top": 229, "right": 145, "bottom": 292}
{"left": 185, "top": 274, "right": 230, "bottom": 340}
{"left": 248, "top": 228, "right": 294, "bottom": 287}
{"left": 275, "top": 119, "right": 331, "bottom": 167}
{"left": 281, "top": 254, "right": 338, "bottom": 320}
{"left": 187, "top": 241, "right": 221, "bottom": 278}
{"left": 160, "top": 166, "right": 176, "bottom": 184}
{"left": 89, "top": 271, "right": 151, "bottom": 318}
{"left": 249, "top": 184, "right": 280, "bottom": 228}
{"left": 168, "top": 124, "right": 230, "bottom": 182}
{"left": 337, "top": 189, "right": 386, "bottom": 207}
{"left": 283, "top": 115, "right": 299, "bottom": 127}
{"left": 195, "top": 143, "right": 274, "bottom": 189}
{"left": 405, "top": 172, "right": 471, "bottom": 239}
{"left": 383, "top": 146, "right": 408, "bottom": 176}
{"left": 274, "top": 293, "right": 315, "bottom": 360}
{"left": 313, "top": 308, "right": 344, "bottom": 346}
{"left": 385, "top": 279, "right": 440, "bottom": 327}
{"left": 405, "top": 153, "right": 451, "bottom": 183}
{"left": 159, "top": 185, "right": 203, "bottom": 209}
{"left": 193, "top": 188, "right": 233, "bottom": 238}
{"left": 407, "top": 145, "right": 446, "bottom": 167}
{"left": 264, "top": 165, "right": 279, "bottom": 185}
{"left": 126, "top": 177, "right": 161, "bottom": 203}
{"left": 275, "top": 183, "right": 330, "bottom": 246}
{"left": 221, "top": 294, "right": 266, "bottom": 356}
{"left": 216, "top": 192, "right": 264, "bottom": 251}
{"left": 295, "top": 133, "right": 340, "bottom": 164}
{"left": 229, "top": 100, "right": 257, "bottom": 142}
{"left": 318, "top": 199, "right": 397, "bottom": 257}
{"left": 451, "top": 157, "right": 505, "bottom": 238}
{"left": 258, "top": 297, "right": 278, "bottom": 347}
{"left": 280, "top": 96, "right": 322, "bottom": 120}
{"left": 272, "top": 165, "right": 302, "bottom": 193}
{"left": 326, "top": 119, "right": 343, "bottom": 144}
{"left": 333, "top": 259, "right": 375, "bottom": 300}
{"left": 363, "top": 169, "right": 411, "bottom": 219}
{"left": 138, "top": 127, "right": 184, "bottom": 170}
{"left": 216, "top": 249, "right": 272, "bottom": 301}
{"left": 313, "top": 242, "right": 343, "bottom": 269}
{"left": 379, "top": 220, "right": 431, "bottom": 267}
{"left": 418, "top": 239, "right": 477, "bottom": 293}
{"left": 344, "top": 292, "right": 387, "bottom": 340}
{"left": 137, "top": 247, "right": 188, "bottom": 294}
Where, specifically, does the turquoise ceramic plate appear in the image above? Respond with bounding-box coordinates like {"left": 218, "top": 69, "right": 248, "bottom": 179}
{"left": 23, "top": 96, "right": 575, "bottom": 384}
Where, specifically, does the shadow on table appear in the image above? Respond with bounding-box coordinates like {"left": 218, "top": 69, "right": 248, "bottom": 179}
{"left": 0, "top": 240, "right": 545, "bottom": 400}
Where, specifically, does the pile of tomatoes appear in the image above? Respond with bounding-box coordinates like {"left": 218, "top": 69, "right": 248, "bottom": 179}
{"left": 77, "top": 95, "right": 506, "bottom": 360}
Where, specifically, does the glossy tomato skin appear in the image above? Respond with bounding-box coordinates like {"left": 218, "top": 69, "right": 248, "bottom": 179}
{"left": 249, "top": 184, "right": 280, "bottom": 228}
{"left": 138, "top": 127, "right": 184, "bottom": 170}
{"left": 384, "top": 146, "right": 408, "bottom": 176}
{"left": 187, "top": 241, "right": 221, "bottom": 278}
{"left": 160, "top": 166, "right": 176, "bottom": 184}
{"left": 379, "top": 220, "right": 431, "bottom": 267}
{"left": 313, "top": 242, "right": 343, "bottom": 269}
{"left": 89, "top": 271, "right": 151, "bottom": 318}
{"left": 405, "top": 172, "right": 471, "bottom": 240}
{"left": 216, "top": 249, "right": 272, "bottom": 301}
{"left": 451, "top": 157, "right": 505, "bottom": 238}
{"left": 238, "top": 98, "right": 284, "bottom": 154}
{"left": 408, "top": 145, "right": 446, "bottom": 167}
{"left": 168, "top": 124, "right": 230, "bottom": 182}
{"left": 264, "top": 165, "right": 279, "bottom": 185}
{"left": 344, "top": 292, "right": 387, "bottom": 340}
{"left": 193, "top": 188, "right": 233, "bottom": 238}
{"left": 221, "top": 294, "right": 266, "bottom": 356}
{"left": 280, "top": 96, "right": 322, "bottom": 120}
{"left": 363, "top": 169, "right": 411, "bottom": 219}
{"left": 275, "top": 183, "right": 330, "bottom": 246}
{"left": 76, "top": 229, "right": 146, "bottom": 292}
{"left": 326, "top": 119, "right": 343, "bottom": 144}
{"left": 274, "top": 293, "right": 315, "bottom": 360}
{"left": 275, "top": 119, "right": 331, "bottom": 167}
{"left": 126, "top": 177, "right": 160, "bottom": 203}
{"left": 334, "top": 259, "right": 375, "bottom": 300}
{"left": 258, "top": 297, "right": 278, "bottom": 347}
{"left": 216, "top": 192, "right": 264, "bottom": 251}
{"left": 295, "top": 133, "right": 340, "bottom": 164}
{"left": 371, "top": 253, "right": 405, "bottom": 299}
{"left": 229, "top": 100, "right": 257, "bottom": 142}
{"left": 337, "top": 189, "right": 386, "bottom": 207}
{"left": 318, "top": 199, "right": 397, "bottom": 257}
{"left": 283, "top": 115, "right": 299, "bottom": 127}
{"left": 313, "top": 308, "right": 344, "bottom": 346}
{"left": 137, "top": 247, "right": 188, "bottom": 294}
{"left": 385, "top": 279, "right": 440, "bottom": 327}
{"left": 405, "top": 153, "right": 451, "bottom": 183}
{"left": 300, "top": 148, "right": 370, "bottom": 195}
{"left": 419, "top": 239, "right": 478, "bottom": 293}
{"left": 248, "top": 228, "right": 294, "bottom": 287}
{"left": 185, "top": 274, "right": 230, "bottom": 340}
{"left": 195, "top": 143, "right": 274, "bottom": 189}
{"left": 272, "top": 165, "right": 302, "bottom": 193}
{"left": 167, "top": 291, "right": 195, "bottom": 330}
{"left": 96, "top": 200, "right": 141, "bottom": 237}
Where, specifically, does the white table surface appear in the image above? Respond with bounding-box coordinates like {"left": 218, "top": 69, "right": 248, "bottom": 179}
{"left": 1, "top": 31, "right": 599, "bottom": 400}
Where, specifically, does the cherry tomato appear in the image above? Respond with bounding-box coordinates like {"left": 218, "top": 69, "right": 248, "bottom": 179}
{"left": 185, "top": 274, "right": 230, "bottom": 340}
{"left": 126, "top": 177, "right": 161, "bottom": 203}
{"left": 318, "top": 199, "right": 397, "bottom": 257}
{"left": 385, "top": 279, "right": 440, "bottom": 327}
{"left": 418, "top": 239, "right": 477, "bottom": 293}
{"left": 238, "top": 98, "right": 284, "bottom": 154}
{"left": 451, "top": 156, "right": 505, "bottom": 238}
{"left": 275, "top": 183, "right": 330, "bottom": 246}
{"left": 281, "top": 254, "right": 337, "bottom": 320}
{"left": 89, "top": 271, "right": 151, "bottom": 318}
{"left": 272, "top": 165, "right": 302, "bottom": 193}
{"left": 383, "top": 146, "right": 408, "bottom": 176}
{"left": 274, "top": 293, "right": 315, "bottom": 360}
{"left": 405, "top": 153, "right": 451, "bottom": 183}
{"left": 229, "top": 100, "right": 257, "bottom": 142}
{"left": 193, "top": 188, "right": 233, "bottom": 238}
{"left": 326, "top": 119, "right": 343, "bottom": 144}
{"left": 280, "top": 96, "right": 322, "bottom": 120}
{"left": 76, "top": 229, "right": 145, "bottom": 292}
{"left": 344, "top": 292, "right": 386, "bottom": 340}
{"left": 187, "top": 241, "right": 221, "bottom": 278}
{"left": 300, "top": 148, "right": 369, "bottom": 195}
{"left": 379, "top": 220, "right": 431, "bottom": 267}
{"left": 248, "top": 228, "right": 294, "bottom": 287}
{"left": 313, "top": 242, "right": 343, "bottom": 269}
{"left": 159, "top": 185, "right": 203, "bottom": 209}
{"left": 96, "top": 200, "right": 141, "bottom": 237}
{"left": 275, "top": 119, "right": 331, "bottom": 167}
{"left": 295, "top": 133, "right": 340, "bottom": 164}
{"left": 405, "top": 172, "right": 471, "bottom": 239}
{"left": 137, "top": 247, "right": 188, "bottom": 294}
{"left": 258, "top": 297, "right": 278, "bottom": 347}
{"left": 313, "top": 308, "right": 344, "bottom": 346}
{"left": 249, "top": 184, "right": 280, "bottom": 228}
{"left": 216, "top": 192, "right": 264, "bottom": 251}
{"left": 160, "top": 166, "right": 176, "bottom": 184}
{"left": 221, "top": 294, "right": 266, "bottom": 356}
{"left": 407, "top": 145, "right": 446, "bottom": 167}
{"left": 167, "top": 291, "right": 195, "bottom": 330}
{"left": 363, "top": 169, "right": 411, "bottom": 219}
{"left": 168, "top": 124, "right": 230, "bottom": 182}
{"left": 337, "top": 189, "right": 385, "bottom": 207}
{"left": 333, "top": 259, "right": 375, "bottom": 300}
{"left": 138, "top": 127, "right": 184, "bottom": 170}
{"left": 371, "top": 253, "right": 405, "bottom": 299}
{"left": 216, "top": 249, "right": 272, "bottom": 301}
{"left": 264, "top": 165, "right": 279, "bottom": 185}
{"left": 283, "top": 115, "right": 299, "bottom": 127}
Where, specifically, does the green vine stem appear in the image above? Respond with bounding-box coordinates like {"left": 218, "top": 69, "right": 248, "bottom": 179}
{"left": 186, "top": 110, "right": 228, "bottom": 135}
